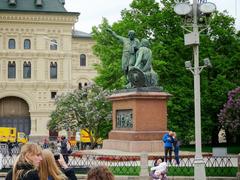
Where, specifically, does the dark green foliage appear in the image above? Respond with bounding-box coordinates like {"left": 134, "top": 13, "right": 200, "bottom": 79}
{"left": 91, "top": 0, "right": 240, "bottom": 144}
{"left": 181, "top": 144, "right": 240, "bottom": 154}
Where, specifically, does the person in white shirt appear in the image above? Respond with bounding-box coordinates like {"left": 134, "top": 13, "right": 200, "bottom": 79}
{"left": 150, "top": 157, "right": 168, "bottom": 180}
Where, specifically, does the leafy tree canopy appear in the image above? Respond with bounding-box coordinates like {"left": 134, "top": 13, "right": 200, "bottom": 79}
{"left": 92, "top": 0, "right": 240, "bottom": 144}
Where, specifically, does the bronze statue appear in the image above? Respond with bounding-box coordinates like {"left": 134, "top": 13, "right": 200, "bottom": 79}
{"left": 107, "top": 29, "right": 158, "bottom": 88}
{"left": 106, "top": 28, "right": 140, "bottom": 77}
{"left": 128, "top": 38, "right": 158, "bottom": 87}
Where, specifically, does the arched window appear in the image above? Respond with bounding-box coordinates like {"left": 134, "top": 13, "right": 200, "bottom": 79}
{"left": 23, "top": 61, "right": 31, "bottom": 79}
{"left": 50, "top": 62, "right": 57, "bottom": 79}
{"left": 24, "top": 39, "right": 31, "bottom": 49}
{"left": 8, "top": 61, "right": 16, "bottom": 78}
{"left": 8, "top": 39, "right": 15, "bottom": 49}
{"left": 80, "top": 54, "right": 86, "bottom": 66}
{"left": 50, "top": 39, "right": 57, "bottom": 50}
{"left": 84, "top": 82, "right": 88, "bottom": 86}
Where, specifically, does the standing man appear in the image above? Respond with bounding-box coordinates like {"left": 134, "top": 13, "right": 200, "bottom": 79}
{"left": 42, "top": 138, "right": 49, "bottom": 149}
{"left": 76, "top": 131, "right": 81, "bottom": 150}
{"left": 7, "top": 140, "right": 13, "bottom": 157}
{"left": 107, "top": 28, "right": 140, "bottom": 85}
{"left": 162, "top": 131, "right": 174, "bottom": 163}
{"left": 60, "top": 135, "right": 69, "bottom": 164}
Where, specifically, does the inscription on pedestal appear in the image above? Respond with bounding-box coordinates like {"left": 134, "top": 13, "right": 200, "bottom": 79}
{"left": 116, "top": 109, "right": 133, "bottom": 128}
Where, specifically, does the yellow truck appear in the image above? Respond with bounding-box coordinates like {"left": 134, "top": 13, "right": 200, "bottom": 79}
{"left": 68, "top": 129, "right": 102, "bottom": 149}
{"left": 0, "top": 127, "right": 28, "bottom": 144}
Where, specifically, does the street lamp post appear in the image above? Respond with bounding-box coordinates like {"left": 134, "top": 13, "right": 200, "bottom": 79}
{"left": 174, "top": 0, "right": 216, "bottom": 179}
{"left": 192, "top": 1, "right": 206, "bottom": 179}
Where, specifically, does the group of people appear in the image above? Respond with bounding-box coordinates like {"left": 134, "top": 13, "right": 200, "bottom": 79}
{"left": 149, "top": 131, "right": 180, "bottom": 180}
{"left": 5, "top": 142, "right": 77, "bottom": 180}
{"left": 4, "top": 132, "right": 180, "bottom": 180}
{"left": 42, "top": 135, "right": 72, "bottom": 164}
{"left": 162, "top": 131, "right": 180, "bottom": 165}
{"left": 5, "top": 142, "right": 115, "bottom": 180}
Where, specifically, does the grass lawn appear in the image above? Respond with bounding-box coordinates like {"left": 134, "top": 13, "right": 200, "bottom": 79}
{"left": 109, "top": 166, "right": 237, "bottom": 176}
{"left": 180, "top": 144, "right": 240, "bottom": 154}
{"left": 1, "top": 166, "right": 237, "bottom": 177}
{"left": 168, "top": 167, "right": 237, "bottom": 176}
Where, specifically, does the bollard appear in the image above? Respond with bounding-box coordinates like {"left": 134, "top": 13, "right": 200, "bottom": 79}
{"left": 237, "top": 153, "right": 240, "bottom": 180}
{"left": 140, "top": 152, "right": 149, "bottom": 179}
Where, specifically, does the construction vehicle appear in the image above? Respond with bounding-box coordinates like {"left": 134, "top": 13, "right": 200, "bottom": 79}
{"left": 0, "top": 127, "right": 28, "bottom": 144}
{"left": 68, "top": 129, "right": 102, "bottom": 149}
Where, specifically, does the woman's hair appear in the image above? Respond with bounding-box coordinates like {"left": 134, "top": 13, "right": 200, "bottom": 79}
{"left": 39, "top": 149, "right": 67, "bottom": 180}
{"left": 173, "top": 132, "right": 177, "bottom": 137}
{"left": 87, "top": 166, "right": 114, "bottom": 180}
{"left": 12, "top": 142, "right": 42, "bottom": 180}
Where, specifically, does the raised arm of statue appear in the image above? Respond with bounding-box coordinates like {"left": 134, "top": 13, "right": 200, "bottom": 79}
{"left": 106, "top": 28, "right": 124, "bottom": 43}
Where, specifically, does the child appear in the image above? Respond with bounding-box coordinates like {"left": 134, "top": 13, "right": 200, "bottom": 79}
{"left": 150, "top": 158, "right": 168, "bottom": 180}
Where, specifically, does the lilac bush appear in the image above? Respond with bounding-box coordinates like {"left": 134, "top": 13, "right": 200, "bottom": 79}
{"left": 218, "top": 87, "right": 240, "bottom": 134}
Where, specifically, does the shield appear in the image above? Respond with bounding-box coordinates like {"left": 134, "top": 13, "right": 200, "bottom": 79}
{"left": 128, "top": 67, "right": 146, "bottom": 87}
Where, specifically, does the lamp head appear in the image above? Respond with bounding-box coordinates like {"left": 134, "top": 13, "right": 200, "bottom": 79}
{"left": 199, "top": 2, "right": 216, "bottom": 14}
{"left": 185, "top": 61, "right": 192, "bottom": 68}
{"left": 203, "top": 58, "right": 212, "bottom": 67}
{"left": 174, "top": 3, "right": 192, "bottom": 16}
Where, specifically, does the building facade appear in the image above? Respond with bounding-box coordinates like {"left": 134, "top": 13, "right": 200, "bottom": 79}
{"left": 0, "top": 0, "right": 99, "bottom": 139}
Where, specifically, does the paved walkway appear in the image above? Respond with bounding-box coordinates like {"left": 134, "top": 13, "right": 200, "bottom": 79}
{"left": 77, "top": 149, "right": 204, "bottom": 156}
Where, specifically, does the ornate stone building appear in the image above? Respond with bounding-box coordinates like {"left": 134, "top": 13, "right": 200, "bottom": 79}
{"left": 0, "top": 0, "right": 99, "bottom": 139}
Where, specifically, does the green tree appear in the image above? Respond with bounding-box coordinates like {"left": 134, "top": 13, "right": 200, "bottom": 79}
{"left": 48, "top": 85, "right": 112, "bottom": 148}
{"left": 92, "top": 0, "right": 240, "bottom": 144}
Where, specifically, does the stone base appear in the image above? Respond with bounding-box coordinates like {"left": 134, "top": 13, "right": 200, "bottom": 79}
{"left": 109, "top": 130, "right": 167, "bottom": 141}
{"left": 103, "top": 139, "right": 164, "bottom": 152}
{"left": 29, "top": 135, "right": 48, "bottom": 142}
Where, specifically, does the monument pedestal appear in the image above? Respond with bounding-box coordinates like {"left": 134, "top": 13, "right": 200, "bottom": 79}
{"left": 103, "top": 89, "right": 171, "bottom": 152}
{"left": 103, "top": 139, "right": 164, "bottom": 152}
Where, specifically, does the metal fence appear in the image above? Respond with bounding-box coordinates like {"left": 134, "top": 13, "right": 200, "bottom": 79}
{"left": 0, "top": 145, "right": 238, "bottom": 177}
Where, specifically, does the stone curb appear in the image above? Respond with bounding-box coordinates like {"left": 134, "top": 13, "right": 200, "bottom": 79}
{"left": 0, "top": 173, "right": 237, "bottom": 180}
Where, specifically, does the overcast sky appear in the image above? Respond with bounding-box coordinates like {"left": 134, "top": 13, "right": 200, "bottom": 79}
{"left": 65, "top": 0, "right": 239, "bottom": 33}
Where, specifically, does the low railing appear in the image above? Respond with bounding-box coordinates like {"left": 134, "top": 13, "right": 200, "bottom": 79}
{"left": 0, "top": 150, "right": 238, "bottom": 177}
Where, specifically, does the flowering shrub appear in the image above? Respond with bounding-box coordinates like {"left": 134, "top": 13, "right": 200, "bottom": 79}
{"left": 218, "top": 87, "right": 240, "bottom": 134}
{"left": 96, "top": 156, "right": 140, "bottom": 161}
{"left": 71, "top": 151, "right": 83, "bottom": 158}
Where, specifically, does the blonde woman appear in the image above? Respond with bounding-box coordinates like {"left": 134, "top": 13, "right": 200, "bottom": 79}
{"left": 39, "top": 149, "right": 77, "bottom": 180}
{"left": 6, "top": 142, "right": 42, "bottom": 180}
